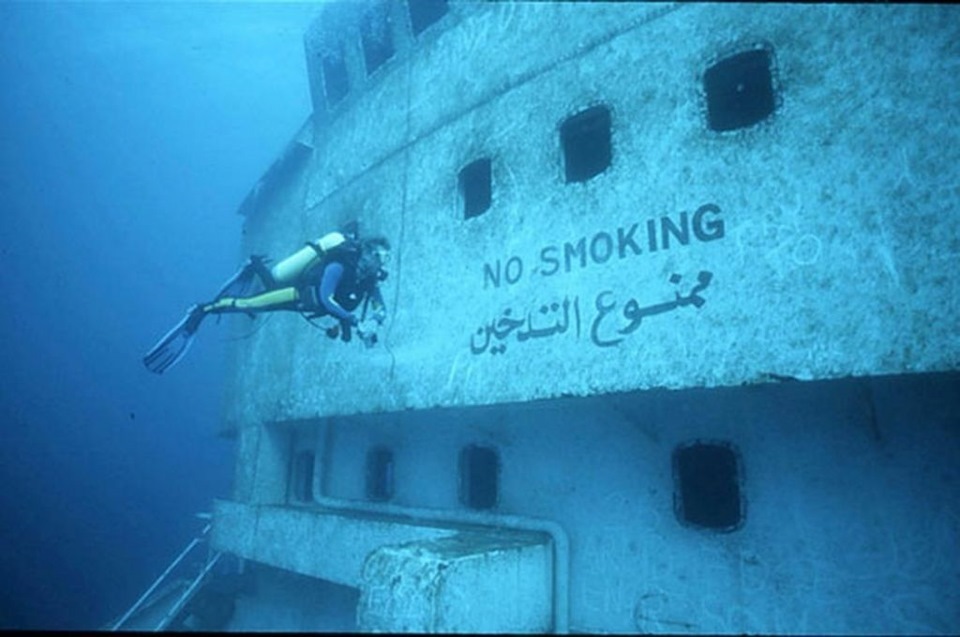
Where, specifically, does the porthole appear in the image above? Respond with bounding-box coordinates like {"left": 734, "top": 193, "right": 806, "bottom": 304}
{"left": 704, "top": 47, "right": 776, "bottom": 132}
{"left": 561, "top": 105, "right": 612, "bottom": 183}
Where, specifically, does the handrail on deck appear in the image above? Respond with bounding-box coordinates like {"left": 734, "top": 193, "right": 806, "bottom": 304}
{"left": 111, "top": 520, "right": 214, "bottom": 631}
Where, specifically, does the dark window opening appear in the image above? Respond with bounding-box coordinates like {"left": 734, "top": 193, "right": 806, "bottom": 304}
{"left": 460, "top": 445, "right": 499, "bottom": 510}
{"left": 366, "top": 446, "right": 395, "bottom": 502}
{"left": 292, "top": 450, "right": 315, "bottom": 502}
{"left": 561, "top": 105, "right": 612, "bottom": 183}
{"left": 361, "top": 2, "right": 395, "bottom": 75}
{"left": 409, "top": 0, "right": 448, "bottom": 36}
{"left": 704, "top": 47, "right": 775, "bottom": 132}
{"left": 320, "top": 46, "right": 349, "bottom": 106}
{"left": 460, "top": 158, "right": 492, "bottom": 220}
{"left": 673, "top": 441, "right": 743, "bottom": 532}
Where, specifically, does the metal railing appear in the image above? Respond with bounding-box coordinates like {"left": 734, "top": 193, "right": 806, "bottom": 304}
{"left": 111, "top": 518, "right": 221, "bottom": 632}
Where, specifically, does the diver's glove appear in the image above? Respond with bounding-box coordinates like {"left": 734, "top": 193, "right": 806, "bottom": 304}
{"left": 338, "top": 319, "right": 353, "bottom": 343}
{"left": 322, "top": 314, "right": 356, "bottom": 342}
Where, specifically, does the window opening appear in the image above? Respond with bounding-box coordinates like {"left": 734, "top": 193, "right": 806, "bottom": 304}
{"left": 561, "top": 105, "right": 612, "bottom": 183}
{"left": 320, "top": 45, "right": 349, "bottom": 106}
{"left": 292, "top": 450, "right": 315, "bottom": 502}
{"left": 704, "top": 47, "right": 776, "bottom": 132}
{"left": 409, "top": 0, "right": 448, "bottom": 36}
{"left": 366, "top": 446, "right": 395, "bottom": 502}
{"left": 460, "top": 445, "right": 499, "bottom": 510}
{"left": 460, "top": 158, "right": 492, "bottom": 220}
{"left": 673, "top": 441, "right": 743, "bottom": 531}
{"left": 361, "top": 1, "right": 395, "bottom": 75}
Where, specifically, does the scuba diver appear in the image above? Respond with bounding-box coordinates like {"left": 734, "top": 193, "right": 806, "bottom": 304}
{"left": 143, "top": 225, "right": 390, "bottom": 374}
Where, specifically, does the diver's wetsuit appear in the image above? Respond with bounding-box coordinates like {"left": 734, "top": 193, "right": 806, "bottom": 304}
{"left": 199, "top": 241, "right": 383, "bottom": 322}
{"left": 144, "top": 233, "right": 388, "bottom": 374}
{"left": 305, "top": 247, "right": 386, "bottom": 339}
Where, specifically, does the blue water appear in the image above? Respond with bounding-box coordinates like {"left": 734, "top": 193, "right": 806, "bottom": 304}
{"left": 0, "top": 2, "right": 322, "bottom": 629}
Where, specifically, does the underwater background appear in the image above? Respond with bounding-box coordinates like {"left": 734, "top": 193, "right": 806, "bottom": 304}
{"left": 0, "top": 2, "right": 323, "bottom": 629}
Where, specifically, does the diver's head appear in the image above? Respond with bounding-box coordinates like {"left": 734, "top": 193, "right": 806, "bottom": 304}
{"left": 358, "top": 236, "right": 391, "bottom": 282}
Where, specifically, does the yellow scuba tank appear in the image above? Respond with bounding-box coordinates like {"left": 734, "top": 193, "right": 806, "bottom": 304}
{"left": 269, "top": 231, "right": 347, "bottom": 285}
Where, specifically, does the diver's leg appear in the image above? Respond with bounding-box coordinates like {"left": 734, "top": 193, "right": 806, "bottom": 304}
{"left": 214, "top": 255, "right": 279, "bottom": 300}
{"left": 248, "top": 255, "right": 278, "bottom": 289}
{"left": 203, "top": 287, "right": 302, "bottom": 316}
{"left": 144, "top": 286, "right": 300, "bottom": 374}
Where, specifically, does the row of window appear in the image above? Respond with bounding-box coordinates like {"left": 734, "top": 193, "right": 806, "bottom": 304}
{"left": 320, "top": 0, "right": 450, "bottom": 107}
{"left": 290, "top": 444, "right": 499, "bottom": 511}
{"left": 460, "top": 46, "right": 777, "bottom": 220}
{"left": 318, "top": 5, "right": 776, "bottom": 218}
{"left": 291, "top": 440, "right": 745, "bottom": 532}
{"left": 319, "top": 4, "right": 777, "bottom": 141}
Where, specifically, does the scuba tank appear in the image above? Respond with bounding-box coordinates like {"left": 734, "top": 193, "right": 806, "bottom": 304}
{"left": 269, "top": 231, "right": 348, "bottom": 285}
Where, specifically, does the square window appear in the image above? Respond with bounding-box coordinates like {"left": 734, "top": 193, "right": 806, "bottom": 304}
{"left": 361, "top": 2, "right": 395, "bottom": 75}
{"left": 409, "top": 0, "right": 448, "bottom": 36}
{"left": 459, "top": 158, "right": 492, "bottom": 220}
{"left": 561, "top": 105, "right": 612, "bottom": 183}
{"left": 460, "top": 445, "right": 499, "bottom": 510}
{"left": 673, "top": 441, "right": 743, "bottom": 532}
{"left": 366, "top": 446, "right": 394, "bottom": 502}
{"left": 704, "top": 48, "right": 776, "bottom": 132}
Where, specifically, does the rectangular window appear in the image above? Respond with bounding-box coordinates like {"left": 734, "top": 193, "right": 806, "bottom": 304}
{"left": 292, "top": 450, "right": 316, "bottom": 503}
{"left": 361, "top": 1, "right": 395, "bottom": 75}
{"left": 561, "top": 105, "right": 612, "bottom": 183}
{"left": 409, "top": 0, "right": 448, "bottom": 36}
{"left": 366, "top": 446, "right": 394, "bottom": 502}
{"left": 704, "top": 46, "right": 776, "bottom": 132}
{"left": 460, "top": 158, "right": 492, "bottom": 220}
{"left": 673, "top": 440, "right": 744, "bottom": 532}
{"left": 460, "top": 445, "right": 499, "bottom": 510}
{"left": 320, "top": 44, "right": 349, "bottom": 106}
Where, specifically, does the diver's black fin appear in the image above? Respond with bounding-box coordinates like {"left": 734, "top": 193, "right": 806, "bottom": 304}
{"left": 214, "top": 255, "right": 273, "bottom": 301}
{"left": 143, "top": 305, "right": 206, "bottom": 374}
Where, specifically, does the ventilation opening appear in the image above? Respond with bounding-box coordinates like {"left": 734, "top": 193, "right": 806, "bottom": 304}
{"left": 460, "top": 158, "right": 492, "bottom": 220}
{"left": 460, "top": 445, "right": 499, "bottom": 510}
{"left": 292, "top": 450, "right": 315, "bottom": 502}
{"left": 704, "top": 47, "right": 775, "bottom": 132}
{"left": 560, "top": 105, "right": 611, "bottom": 183}
{"left": 673, "top": 441, "right": 743, "bottom": 531}
{"left": 366, "top": 446, "right": 394, "bottom": 502}
{"left": 409, "top": 0, "right": 448, "bottom": 36}
{"left": 361, "top": 2, "right": 395, "bottom": 75}
{"left": 320, "top": 45, "right": 349, "bottom": 107}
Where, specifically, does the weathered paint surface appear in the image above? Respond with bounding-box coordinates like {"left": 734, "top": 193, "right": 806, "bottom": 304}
{"left": 213, "top": 3, "right": 960, "bottom": 634}
{"left": 225, "top": 3, "right": 959, "bottom": 424}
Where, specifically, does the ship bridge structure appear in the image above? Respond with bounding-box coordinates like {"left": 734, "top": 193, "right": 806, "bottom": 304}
{"left": 196, "top": 2, "right": 958, "bottom": 633}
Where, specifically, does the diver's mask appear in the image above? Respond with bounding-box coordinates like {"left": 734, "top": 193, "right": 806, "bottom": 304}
{"left": 359, "top": 245, "right": 390, "bottom": 282}
{"left": 374, "top": 247, "right": 389, "bottom": 281}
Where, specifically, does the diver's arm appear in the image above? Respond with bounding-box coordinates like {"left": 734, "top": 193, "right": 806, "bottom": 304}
{"left": 318, "top": 262, "right": 357, "bottom": 324}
